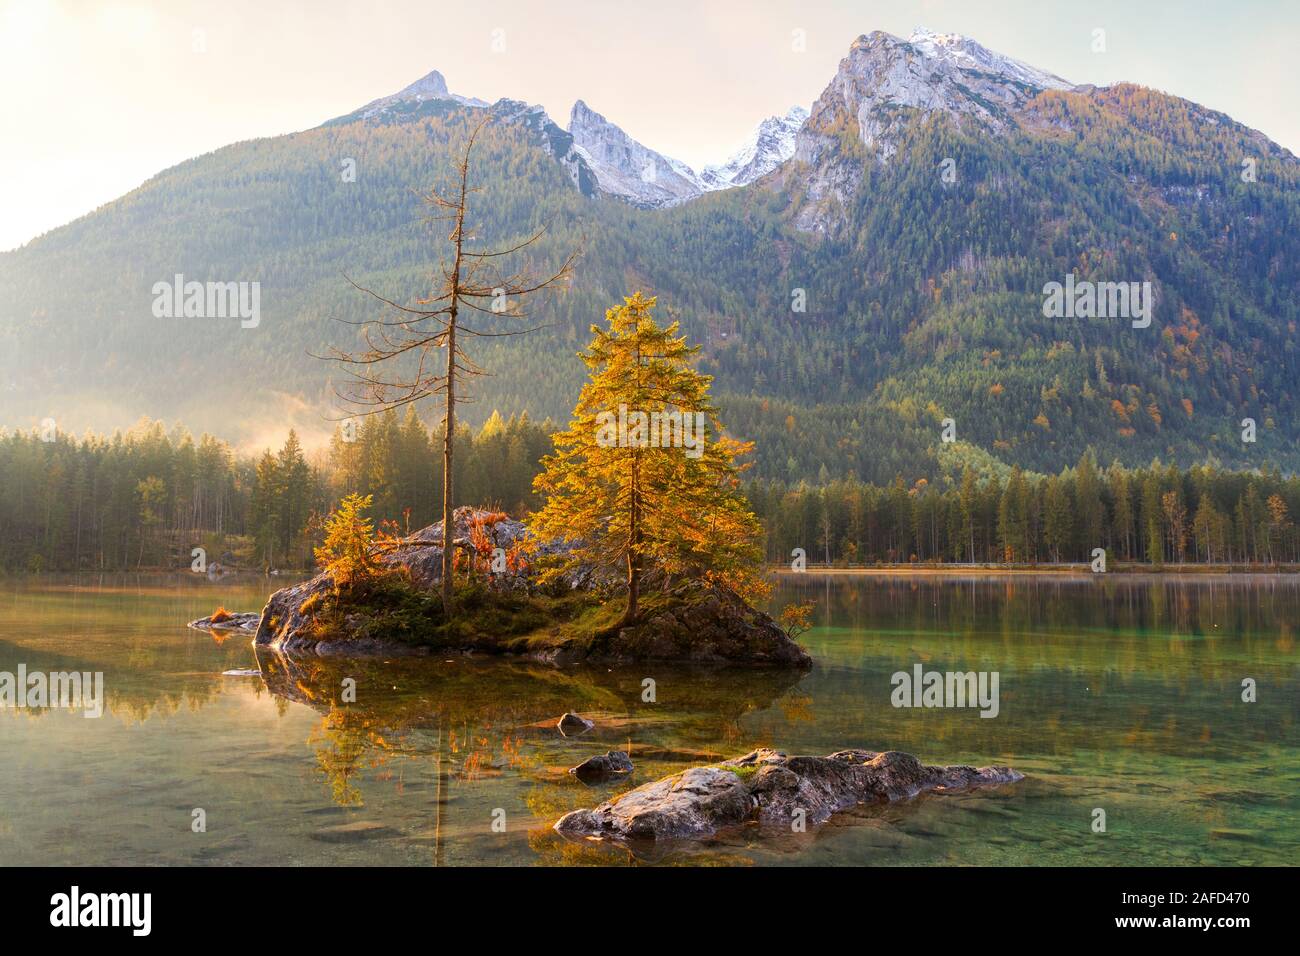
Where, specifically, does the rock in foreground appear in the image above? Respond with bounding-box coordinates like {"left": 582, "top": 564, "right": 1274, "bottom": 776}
{"left": 554, "top": 748, "right": 1023, "bottom": 842}
{"left": 570, "top": 750, "right": 634, "bottom": 782}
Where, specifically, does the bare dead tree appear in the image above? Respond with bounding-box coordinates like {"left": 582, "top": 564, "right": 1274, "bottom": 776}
{"left": 319, "top": 116, "right": 578, "bottom": 617}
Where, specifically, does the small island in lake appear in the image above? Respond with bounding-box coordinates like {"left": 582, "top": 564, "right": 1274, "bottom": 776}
{"left": 228, "top": 505, "right": 811, "bottom": 667}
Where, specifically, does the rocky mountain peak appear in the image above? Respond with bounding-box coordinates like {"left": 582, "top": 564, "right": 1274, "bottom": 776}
{"left": 701, "top": 106, "right": 809, "bottom": 190}
{"left": 788, "top": 28, "right": 1074, "bottom": 233}
{"left": 356, "top": 69, "right": 489, "bottom": 118}
{"left": 395, "top": 69, "right": 450, "bottom": 100}
{"left": 567, "top": 100, "right": 704, "bottom": 209}
{"left": 809, "top": 27, "right": 1067, "bottom": 152}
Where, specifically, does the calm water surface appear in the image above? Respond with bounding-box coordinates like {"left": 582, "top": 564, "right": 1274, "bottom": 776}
{"left": 0, "top": 572, "right": 1296, "bottom": 866}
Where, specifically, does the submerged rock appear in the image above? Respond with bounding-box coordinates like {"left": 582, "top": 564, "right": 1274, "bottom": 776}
{"left": 310, "top": 820, "right": 400, "bottom": 843}
{"left": 557, "top": 712, "right": 595, "bottom": 736}
{"left": 570, "top": 750, "right": 634, "bottom": 782}
{"left": 554, "top": 748, "right": 1023, "bottom": 842}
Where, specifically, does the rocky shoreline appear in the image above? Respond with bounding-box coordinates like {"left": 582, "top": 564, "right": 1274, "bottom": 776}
{"left": 555, "top": 747, "right": 1024, "bottom": 843}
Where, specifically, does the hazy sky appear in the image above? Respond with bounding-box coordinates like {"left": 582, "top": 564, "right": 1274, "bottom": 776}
{"left": 1, "top": 0, "right": 1295, "bottom": 251}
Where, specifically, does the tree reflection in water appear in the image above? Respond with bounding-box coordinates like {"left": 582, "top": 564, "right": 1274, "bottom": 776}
{"left": 253, "top": 647, "right": 807, "bottom": 863}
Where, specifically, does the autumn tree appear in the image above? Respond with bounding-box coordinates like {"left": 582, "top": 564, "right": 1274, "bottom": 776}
{"left": 1265, "top": 493, "right": 1290, "bottom": 564}
{"left": 321, "top": 117, "right": 576, "bottom": 617}
{"left": 314, "top": 492, "right": 378, "bottom": 587}
{"left": 778, "top": 599, "right": 817, "bottom": 641}
{"left": 529, "top": 292, "right": 766, "bottom": 626}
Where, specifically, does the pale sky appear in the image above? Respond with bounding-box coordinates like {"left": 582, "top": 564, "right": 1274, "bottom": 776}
{"left": 1, "top": 0, "right": 1296, "bottom": 251}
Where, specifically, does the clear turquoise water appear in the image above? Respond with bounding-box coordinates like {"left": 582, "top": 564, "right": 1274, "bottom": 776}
{"left": 0, "top": 572, "right": 1295, "bottom": 865}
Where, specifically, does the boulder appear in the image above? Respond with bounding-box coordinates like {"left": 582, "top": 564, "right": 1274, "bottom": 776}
{"left": 554, "top": 747, "right": 1023, "bottom": 842}
{"left": 188, "top": 611, "right": 261, "bottom": 632}
{"left": 252, "top": 572, "right": 333, "bottom": 654}
{"left": 570, "top": 750, "right": 634, "bottom": 782}
{"left": 557, "top": 712, "right": 594, "bottom": 736}
{"left": 584, "top": 578, "right": 812, "bottom": 667}
{"left": 385, "top": 506, "right": 595, "bottom": 591}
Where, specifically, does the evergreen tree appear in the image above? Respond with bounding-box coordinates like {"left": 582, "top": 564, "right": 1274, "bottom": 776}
{"left": 1142, "top": 472, "right": 1165, "bottom": 564}
{"left": 276, "top": 430, "right": 310, "bottom": 559}
{"left": 1043, "top": 474, "right": 1073, "bottom": 562}
{"left": 252, "top": 450, "right": 280, "bottom": 567}
{"left": 1074, "top": 451, "right": 1104, "bottom": 555}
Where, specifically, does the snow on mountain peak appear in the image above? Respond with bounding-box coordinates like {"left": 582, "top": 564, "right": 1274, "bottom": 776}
{"left": 569, "top": 99, "right": 811, "bottom": 206}
{"left": 346, "top": 27, "right": 1071, "bottom": 217}
{"left": 907, "top": 26, "right": 1072, "bottom": 90}
{"left": 700, "top": 106, "right": 809, "bottom": 190}
{"left": 805, "top": 26, "right": 1074, "bottom": 160}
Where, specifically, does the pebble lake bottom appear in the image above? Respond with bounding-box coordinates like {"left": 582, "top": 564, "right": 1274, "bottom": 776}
{"left": 0, "top": 571, "right": 1294, "bottom": 866}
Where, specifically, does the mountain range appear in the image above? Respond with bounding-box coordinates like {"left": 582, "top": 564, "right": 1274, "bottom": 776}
{"left": 345, "top": 63, "right": 808, "bottom": 209}
{"left": 568, "top": 99, "right": 809, "bottom": 206}
{"left": 1, "top": 26, "right": 1296, "bottom": 483}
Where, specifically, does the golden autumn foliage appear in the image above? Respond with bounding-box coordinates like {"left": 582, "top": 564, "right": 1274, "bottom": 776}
{"left": 778, "top": 599, "right": 816, "bottom": 641}
{"left": 314, "top": 492, "right": 379, "bottom": 587}
{"left": 529, "top": 293, "right": 768, "bottom": 623}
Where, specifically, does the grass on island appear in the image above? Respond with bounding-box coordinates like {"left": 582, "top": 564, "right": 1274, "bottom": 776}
{"left": 303, "top": 493, "right": 655, "bottom": 653}
{"left": 301, "top": 570, "right": 628, "bottom": 653}
{"left": 299, "top": 568, "right": 707, "bottom": 654}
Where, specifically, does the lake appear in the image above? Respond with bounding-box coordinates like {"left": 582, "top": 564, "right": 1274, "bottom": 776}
{"left": 0, "top": 572, "right": 1295, "bottom": 866}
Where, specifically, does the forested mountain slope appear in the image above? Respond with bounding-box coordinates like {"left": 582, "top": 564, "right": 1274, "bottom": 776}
{"left": 2, "top": 30, "right": 1296, "bottom": 483}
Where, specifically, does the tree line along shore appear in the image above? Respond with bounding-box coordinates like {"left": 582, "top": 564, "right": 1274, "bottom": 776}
{"left": 1, "top": 418, "right": 1295, "bottom": 574}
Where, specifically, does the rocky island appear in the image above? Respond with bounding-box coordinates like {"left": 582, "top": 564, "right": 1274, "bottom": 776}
{"left": 193, "top": 507, "right": 810, "bottom": 667}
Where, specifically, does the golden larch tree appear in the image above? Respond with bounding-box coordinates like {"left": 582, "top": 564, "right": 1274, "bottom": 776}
{"left": 529, "top": 292, "right": 767, "bottom": 626}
